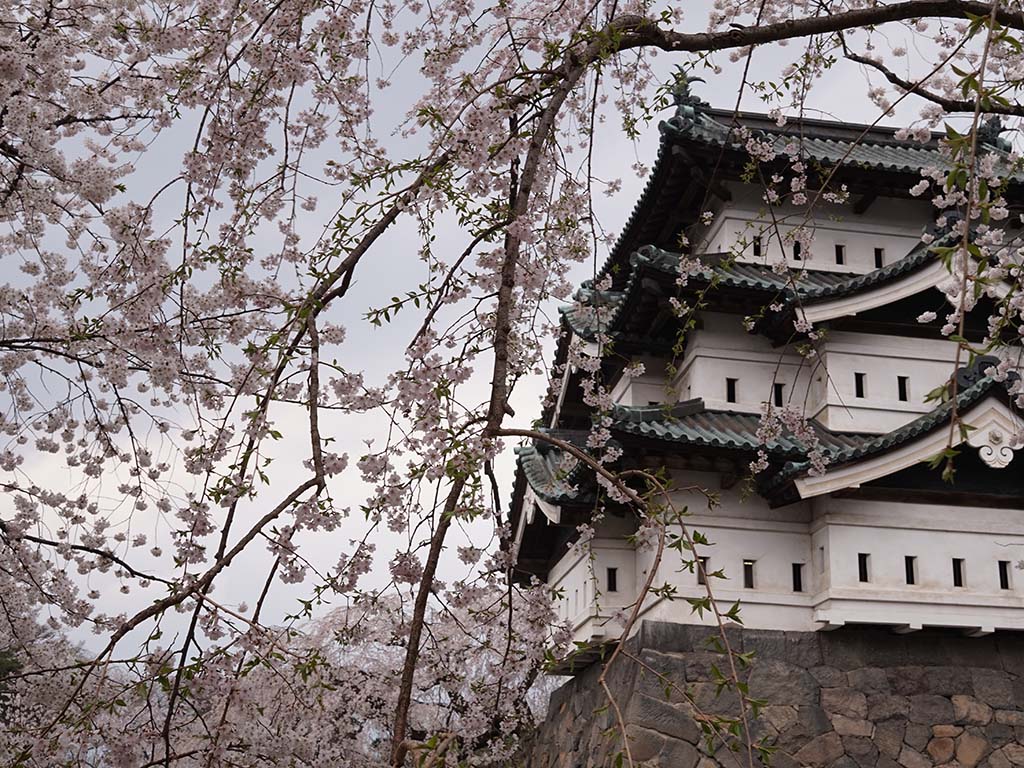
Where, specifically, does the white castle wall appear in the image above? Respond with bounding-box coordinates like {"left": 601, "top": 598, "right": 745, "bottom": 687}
{"left": 549, "top": 470, "right": 1024, "bottom": 646}
{"left": 698, "top": 184, "right": 932, "bottom": 273}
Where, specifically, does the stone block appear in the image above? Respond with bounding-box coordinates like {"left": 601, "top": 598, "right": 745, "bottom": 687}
{"left": 898, "top": 745, "right": 931, "bottom": 768}
{"left": 748, "top": 660, "right": 819, "bottom": 706}
{"left": 956, "top": 730, "right": 990, "bottom": 768}
{"left": 742, "top": 630, "right": 822, "bottom": 667}
{"left": 934, "top": 725, "right": 964, "bottom": 737}
{"left": 926, "top": 666, "right": 973, "bottom": 696}
{"left": 628, "top": 693, "right": 701, "bottom": 744}
{"left": 638, "top": 621, "right": 699, "bottom": 654}
{"left": 773, "top": 706, "right": 830, "bottom": 752}
{"left": 822, "top": 687, "right": 868, "bottom": 719}
{"left": 972, "top": 668, "right": 1016, "bottom": 708}
{"left": 658, "top": 737, "right": 699, "bottom": 768}
{"left": 987, "top": 747, "right": 1014, "bottom": 768}
{"left": 761, "top": 705, "right": 798, "bottom": 734}
{"left": 832, "top": 714, "right": 873, "bottom": 737}
{"left": 689, "top": 682, "right": 741, "bottom": 715}
{"left": 793, "top": 732, "right": 844, "bottom": 767}
{"left": 809, "top": 666, "right": 846, "bottom": 688}
{"left": 984, "top": 723, "right": 1014, "bottom": 748}
{"left": 888, "top": 666, "right": 929, "bottom": 696}
{"left": 904, "top": 723, "right": 932, "bottom": 751}
{"left": 875, "top": 720, "right": 906, "bottom": 758}
{"left": 868, "top": 693, "right": 910, "bottom": 721}
{"left": 877, "top": 758, "right": 902, "bottom": 768}
{"left": 1002, "top": 744, "right": 1024, "bottom": 766}
{"left": 928, "top": 737, "right": 957, "bottom": 764}
{"left": 624, "top": 726, "right": 666, "bottom": 763}
{"left": 847, "top": 667, "right": 890, "bottom": 693}
{"left": 684, "top": 652, "right": 733, "bottom": 683}
{"left": 909, "top": 694, "right": 955, "bottom": 724}
{"left": 953, "top": 696, "right": 994, "bottom": 725}
{"left": 822, "top": 629, "right": 908, "bottom": 670}
{"left": 994, "top": 710, "right": 1024, "bottom": 726}
{"left": 634, "top": 650, "right": 690, "bottom": 698}
{"left": 841, "top": 735, "right": 878, "bottom": 768}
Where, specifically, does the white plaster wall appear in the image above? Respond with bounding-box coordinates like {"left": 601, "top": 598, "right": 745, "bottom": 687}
{"left": 699, "top": 186, "right": 931, "bottom": 274}
{"left": 547, "top": 479, "right": 1024, "bottom": 646}
{"left": 817, "top": 332, "right": 960, "bottom": 432}
{"left": 672, "top": 312, "right": 822, "bottom": 414}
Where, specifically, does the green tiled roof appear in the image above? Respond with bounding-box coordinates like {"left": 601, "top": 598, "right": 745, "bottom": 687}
{"left": 610, "top": 399, "right": 870, "bottom": 457}
{"left": 516, "top": 358, "right": 1020, "bottom": 505}
{"left": 662, "top": 109, "right": 1024, "bottom": 181}
{"left": 562, "top": 236, "right": 945, "bottom": 341}
{"left": 768, "top": 356, "right": 1018, "bottom": 486}
{"left": 515, "top": 430, "right": 596, "bottom": 504}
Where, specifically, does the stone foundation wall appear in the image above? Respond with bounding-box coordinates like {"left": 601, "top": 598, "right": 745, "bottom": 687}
{"left": 528, "top": 622, "right": 1024, "bottom": 768}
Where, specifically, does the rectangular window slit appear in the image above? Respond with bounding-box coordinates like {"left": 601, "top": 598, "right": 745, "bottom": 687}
{"left": 773, "top": 382, "right": 785, "bottom": 407}
{"left": 999, "top": 560, "right": 1012, "bottom": 590}
{"left": 752, "top": 236, "right": 762, "bottom": 257}
{"left": 905, "top": 556, "right": 917, "bottom": 585}
{"left": 834, "top": 243, "right": 846, "bottom": 265}
{"left": 697, "top": 556, "right": 709, "bottom": 586}
{"left": 818, "top": 546, "right": 826, "bottom": 574}
{"left": 607, "top": 567, "right": 618, "bottom": 593}
{"left": 743, "top": 559, "right": 756, "bottom": 589}
{"left": 792, "top": 563, "right": 804, "bottom": 593}
{"left": 874, "top": 247, "right": 885, "bottom": 269}
{"left": 726, "top": 377, "right": 738, "bottom": 403}
{"left": 858, "top": 553, "right": 871, "bottom": 583}
{"left": 898, "top": 376, "right": 910, "bottom": 402}
{"left": 854, "top": 372, "right": 867, "bottom": 399}
{"left": 953, "top": 558, "right": 965, "bottom": 588}
{"left": 793, "top": 241, "right": 802, "bottom": 260}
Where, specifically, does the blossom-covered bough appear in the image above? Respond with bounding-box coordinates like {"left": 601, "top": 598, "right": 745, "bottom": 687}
{"left": 0, "top": 0, "right": 1022, "bottom": 764}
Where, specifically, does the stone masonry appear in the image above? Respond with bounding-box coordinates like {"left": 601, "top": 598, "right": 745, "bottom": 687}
{"left": 528, "top": 622, "right": 1024, "bottom": 768}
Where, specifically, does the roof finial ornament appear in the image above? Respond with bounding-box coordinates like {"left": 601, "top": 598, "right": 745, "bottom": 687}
{"left": 977, "top": 114, "right": 1012, "bottom": 152}
{"left": 670, "top": 68, "right": 708, "bottom": 127}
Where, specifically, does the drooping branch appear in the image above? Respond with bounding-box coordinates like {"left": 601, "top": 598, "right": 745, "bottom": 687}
{"left": 845, "top": 49, "right": 1024, "bottom": 116}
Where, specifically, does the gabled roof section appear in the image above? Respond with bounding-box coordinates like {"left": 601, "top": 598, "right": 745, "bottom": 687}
{"left": 515, "top": 358, "right": 1022, "bottom": 508}
{"left": 514, "top": 429, "right": 596, "bottom": 505}
{"left": 562, "top": 236, "right": 947, "bottom": 342}
{"left": 776, "top": 357, "right": 1022, "bottom": 500}
{"left": 595, "top": 93, "right": 1023, "bottom": 290}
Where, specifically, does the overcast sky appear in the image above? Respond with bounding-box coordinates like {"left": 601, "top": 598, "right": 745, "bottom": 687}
{"left": 51, "top": 8, "right": 964, "bottom": 652}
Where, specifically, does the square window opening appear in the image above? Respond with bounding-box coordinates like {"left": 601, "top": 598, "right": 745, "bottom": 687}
{"left": 697, "top": 556, "right": 709, "bottom": 586}
{"left": 834, "top": 243, "right": 846, "bottom": 265}
{"left": 999, "top": 560, "right": 1012, "bottom": 590}
{"left": 854, "top": 372, "right": 867, "bottom": 399}
{"left": 905, "top": 556, "right": 917, "bottom": 585}
{"left": 858, "top": 553, "right": 871, "bottom": 583}
{"left": 953, "top": 558, "right": 965, "bottom": 588}
{"left": 726, "top": 377, "right": 738, "bottom": 404}
{"left": 607, "top": 567, "right": 618, "bottom": 593}
{"left": 792, "top": 563, "right": 804, "bottom": 593}
{"left": 898, "top": 376, "right": 910, "bottom": 402}
{"left": 743, "top": 559, "right": 756, "bottom": 589}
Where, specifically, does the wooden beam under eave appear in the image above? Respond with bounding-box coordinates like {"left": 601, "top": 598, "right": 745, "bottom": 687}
{"left": 853, "top": 193, "right": 877, "bottom": 214}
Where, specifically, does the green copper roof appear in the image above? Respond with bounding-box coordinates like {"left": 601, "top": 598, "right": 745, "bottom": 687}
{"left": 562, "top": 235, "right": 945, "bottom": 341}
{"left": 514, "top": 430, "right": 596, "bottom": 504}
{"left": 516, "top": 358, "right": 1020, "bottom": 505}
{"left": 662, "top": 109, "right": 1024, "bottom": 181}
{"left": 610, "top": 399, "right": 870, "bottom": 457}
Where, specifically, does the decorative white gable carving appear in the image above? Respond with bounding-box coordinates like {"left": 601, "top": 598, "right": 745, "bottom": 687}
{"left": 968, "top": 421, "right": 1023, "bottom": 469}
{"left": 795, "top": 395, "right": 1022, "bottom": 499}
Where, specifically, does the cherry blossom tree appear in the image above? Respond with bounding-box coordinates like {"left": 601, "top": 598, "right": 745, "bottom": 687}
{"left": 1, "top": 0, "right": 1022, "bottom": 765}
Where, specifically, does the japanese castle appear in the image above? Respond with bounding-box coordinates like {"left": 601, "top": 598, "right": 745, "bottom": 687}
{"left": 510, "top": 85, "right": 1024, "bottom": 661}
